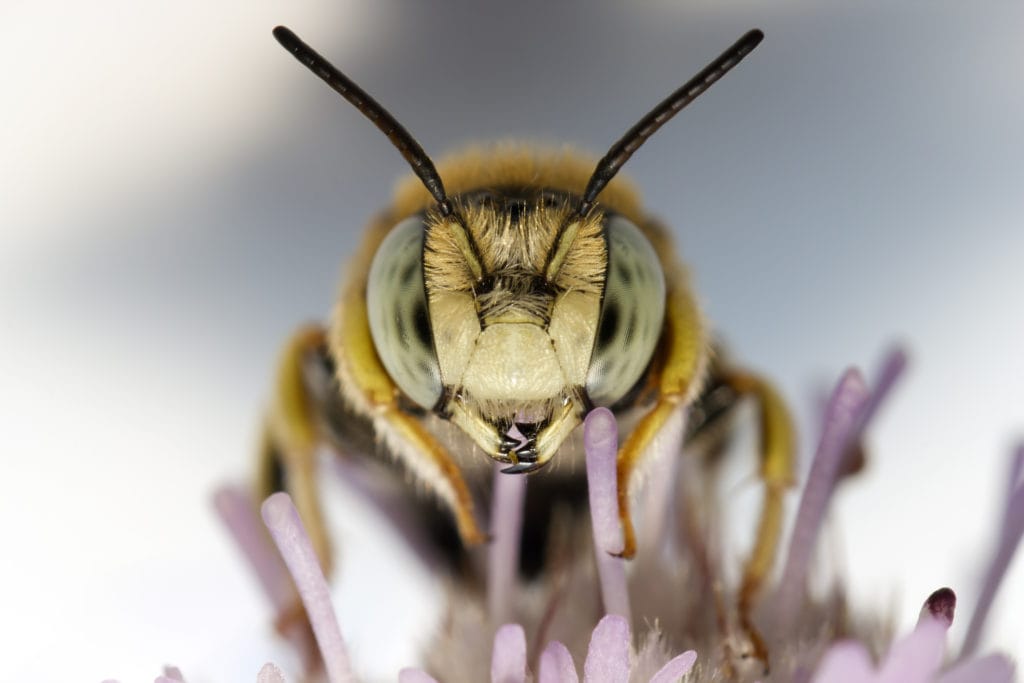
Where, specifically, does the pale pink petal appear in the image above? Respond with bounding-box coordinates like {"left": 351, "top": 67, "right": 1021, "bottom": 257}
{"left": 162, "top": 666, "right": 186, "bottom": 681}
{"left": 488, "top": 461, "right": 528, "bottom": 624}
{"left": 491, "top": 623, "right": 527, "bottom": 683}
{"left": 261, "top": 492, "right": 356, "bottom": 683}
{"left": 811, "top": 640, "right": 877, "bottom": 683}
{"left": 937, "top": 654, "right": 1016, "bottom": 683}
{"left": 584, "top": 408, "right": 631, "bottom": 620}
{"left": 538, "top": 641, "right": 579, "bottom": 683}
{"left": 257, "top": 662, "right": 287, "bottom": 683}
{"left": 399, "top": 668, "right": 441, "bottom": 683}
{"left": 647, "top": 650, "right": 697, "bottom": 683}
{"left": 583, "top": 615, "right": 631, "bottom": 683}
{"left": 877, "top": 617, "right": 946, "bottom": 683}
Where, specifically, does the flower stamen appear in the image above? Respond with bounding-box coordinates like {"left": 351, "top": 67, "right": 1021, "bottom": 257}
{"left": 489, "top": 462, "right": 528, "bottom": 624}
{"left": 774, "top": 349, "right": 907, "bottom": 634}
{"left": 261, "top": 492, "right": 356, "bottom": 683}
{"left": 584, "top": 407, "right": 631, "bottom": 621}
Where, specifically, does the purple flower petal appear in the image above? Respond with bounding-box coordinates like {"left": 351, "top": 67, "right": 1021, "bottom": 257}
{"left": 811, "top": 640, "right": 876, "bottom": 682}
{"left": 399, "top": 668, "right": 441, "bottom": 683}
{"left": 216, "top": 486, "right": 316, "bottom": 663}
{"left": 774, "top": 369, "right": 870, "bottom": 629}
{"left": 585, "top": 408, "right": 631, "bottom": 620}
{"left": 813, "top": 589, "right": 999, "bottom": 683}
{"left": 214, "top": 486, "right": 297, "bottom": 615}
{"left": 851, "top": 347, "right": 907, "bottom": 442}
{"left": 257, "top": 662, "right": 287, "bottom": 683}
{"left": 583, "top": 615, "right": 631, "bottom": 683}
{"left": 538, "top": 641, "right": 579, "bottom": 683}
{"left": 647, "top": 650, "right": 697, "bottom": 683}
{"left": 491, "top": 623, "right": 527, "bottom": 683}
{"left": 961, "top": 444, "right": 1024, "bottom": 658}
{"left": 937, "top": 654, "right": 1016, "bottom": 683}
{"left": 261, "top": 492, "right": 356, "bottom": 683}
{"left": 488, "top": 462, "right": 528, "bottom": 624}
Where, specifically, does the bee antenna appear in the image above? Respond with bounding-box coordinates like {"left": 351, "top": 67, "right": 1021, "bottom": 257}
{"left": 273, "top": 26, "right": 454, "bottom": 217}
{"left": 577, "top": 29, "right": 764, "bottom": 217}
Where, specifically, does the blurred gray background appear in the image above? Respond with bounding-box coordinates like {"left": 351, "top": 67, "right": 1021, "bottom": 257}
{"left": 3, "top": 1, "right": 1022, "bottom": 680}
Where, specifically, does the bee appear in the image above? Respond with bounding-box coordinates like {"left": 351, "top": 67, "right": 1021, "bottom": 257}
{"left": 259, "top": 25, "right": 794, "bottom": 644}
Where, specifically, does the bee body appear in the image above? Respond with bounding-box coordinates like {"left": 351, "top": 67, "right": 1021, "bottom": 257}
{"left": 261, "top": 30, "right": 793, "bottom": 633}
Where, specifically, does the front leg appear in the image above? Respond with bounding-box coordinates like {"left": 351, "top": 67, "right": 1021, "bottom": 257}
{"left": 258, "top": 314, "right": 488, "bottom": 587}
{"left": 330, "top": 286, "right": 487, "bottom": 546}
{"left": 612, "top": 283, "right": 794, "bottom": 668}
{"left": 615, "top": 287, "right": 708, "bottom": 559}
{"left": 687, "top": 364, "right": 795, "bottom": 665}
{"left": 257, "top": 324, "right": 336, "bottom": 574}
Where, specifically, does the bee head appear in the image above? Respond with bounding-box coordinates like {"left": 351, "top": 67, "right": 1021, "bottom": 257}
{"left": 366, "top": 177, "right": 668, "bottom": 472}
{"left": 274, "top": 25, "right": 763, "bottom": 471}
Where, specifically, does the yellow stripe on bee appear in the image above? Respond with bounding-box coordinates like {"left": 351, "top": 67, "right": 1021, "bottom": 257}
{"left": 340, "top": 292, "right": 397, "bottom": 406}
{"left": 659, "top": 289, "right": 705, "bottom": 397}
{"left": 263, "top": 323, "right": 334, "bottom": 572}
{"left": 723, "top": 372, "right": 795, "bottom": 484}
{"left": 272, "top": 325, "right": 327, "bottom": 454}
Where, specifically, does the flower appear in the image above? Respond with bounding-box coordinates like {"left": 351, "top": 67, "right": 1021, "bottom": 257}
{"left": 230, "top": 488, "right": 701, "bottom": 683}
{"left": 811, "top": 589, "right": 1014, "bottom": 683}
{"left": 145, "top": 349, "right": 1021, "bottom": 682}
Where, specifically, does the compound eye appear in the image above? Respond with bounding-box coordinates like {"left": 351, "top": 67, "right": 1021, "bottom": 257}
{"left": 366, "top": 216, "right": 442, "bottom": 410}
{"left": 586, "top": 216, "right": 666, "bottom": 407}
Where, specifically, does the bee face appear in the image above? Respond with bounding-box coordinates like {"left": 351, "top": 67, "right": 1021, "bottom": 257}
{"left": 366, "top": 183, "right": 667, "bottom": 471}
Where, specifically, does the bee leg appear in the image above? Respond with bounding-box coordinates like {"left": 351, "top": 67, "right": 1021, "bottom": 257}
{"left": 256, "top": 324, "right": 336, "bottom": 575}
{"left": 615, "top": 288, "right": 707, "bottom": 559}
{"left": 716, "top": 371, "right": 795, "bottom": 639}
{"left": 683, "top": 363, "right": 795, "bottom": 667}
{"left": 332, "top": 292, "right": 487, "bottom": 547}
{"left": 252, "top": 323, "right": 346, "bottom": 673}
{"left": 373, "top": 408, "right": 488, "bottom": 545}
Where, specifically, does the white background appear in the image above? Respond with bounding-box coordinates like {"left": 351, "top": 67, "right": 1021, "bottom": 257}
{"left": 2, "top": 1, "right": 1022, "bottom": 681}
